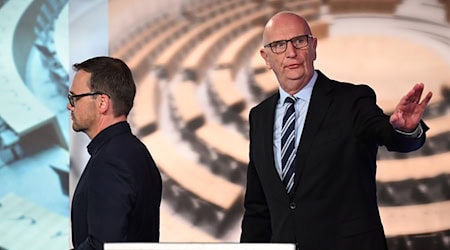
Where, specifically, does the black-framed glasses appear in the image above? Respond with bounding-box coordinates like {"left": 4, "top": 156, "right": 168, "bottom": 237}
{"left": 67, "top": 92, "right": 105, "bottom": 107}
{"left": 264, "top": 34, "right": 313, "bottom": 54}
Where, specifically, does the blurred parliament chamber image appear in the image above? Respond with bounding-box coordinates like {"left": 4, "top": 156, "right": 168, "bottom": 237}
{"left": 0, "top": 0, "right": 449, "bottom": 249}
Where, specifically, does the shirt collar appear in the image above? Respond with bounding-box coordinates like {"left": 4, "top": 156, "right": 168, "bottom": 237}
{"left": 279, "top": 70, "right": 317, "bottom": 103}
{"left": 87, "top": 121, "right": 131, "bottom": 155}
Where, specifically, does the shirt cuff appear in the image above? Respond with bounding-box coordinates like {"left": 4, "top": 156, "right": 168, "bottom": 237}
{"left": 395, "top": 124, "right": 423, "bottom": 138}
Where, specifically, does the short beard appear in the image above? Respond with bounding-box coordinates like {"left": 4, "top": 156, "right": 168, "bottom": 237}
{"left": 72, "top": 123, "right": 86, "bottom": 133}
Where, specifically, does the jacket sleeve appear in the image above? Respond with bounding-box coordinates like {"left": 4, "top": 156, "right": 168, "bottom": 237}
{"left": 240, "top": 109, "right": 272, "bottom": 242}
{"left": 353, "top": 84, "right": 427, "bottom": 153}
{"left": 241, "top": 159, "right": 272, "bottom": 242}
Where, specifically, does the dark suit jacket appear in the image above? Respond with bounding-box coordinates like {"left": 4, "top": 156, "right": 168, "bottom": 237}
{"left": 240, "top": 71, "right": 427, "bottom": 250}
{"left": 71, "top": 122, "right": 162, "bottom": 250}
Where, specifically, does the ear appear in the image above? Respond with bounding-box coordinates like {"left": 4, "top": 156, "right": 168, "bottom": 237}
{"left": 97, "top": 94, "right": 110, "bottom": 114}
{"left": 311, "top": 37, "right": 318, "bottom": 61}
{"left": 260, "top": 48, "right": 273, "bottom": 70}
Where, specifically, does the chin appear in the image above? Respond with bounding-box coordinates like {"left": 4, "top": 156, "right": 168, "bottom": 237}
{"left": 72, "top": 125, "right": 85, "bottom": 133}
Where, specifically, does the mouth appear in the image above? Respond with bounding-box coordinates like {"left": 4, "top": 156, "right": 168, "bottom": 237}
{"left": 286, "top": 64, "right": 301, "bottom": 69}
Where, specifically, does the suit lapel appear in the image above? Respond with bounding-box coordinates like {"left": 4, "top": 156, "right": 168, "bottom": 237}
{"left": 290, "top": 71, "right": 335, "bottom": 196}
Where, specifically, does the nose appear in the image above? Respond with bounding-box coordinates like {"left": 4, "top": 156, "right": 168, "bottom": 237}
{"left": 285, "top": 41, "right": 297, "bottom": 57}
{"left": 67, "top": 102, "right": 73, "bottom": 111}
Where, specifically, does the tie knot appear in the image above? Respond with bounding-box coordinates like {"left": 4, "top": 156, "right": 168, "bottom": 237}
{"left": 285, "top": 96, "right": 296, "bottom": 104}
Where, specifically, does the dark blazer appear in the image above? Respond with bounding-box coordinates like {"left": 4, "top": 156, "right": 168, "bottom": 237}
{"left": 241, "top": 71, "right": 427, "bottom": 250}
{"left": 71, "top": 122, "right": 162, "bottom": 250}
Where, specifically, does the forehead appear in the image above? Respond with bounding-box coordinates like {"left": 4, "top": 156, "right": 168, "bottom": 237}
{"left": 265, "top": 14, "right": 310, "bottom": 42}
{"left": 71, "top": 70, "right": 91, "bottom": 92}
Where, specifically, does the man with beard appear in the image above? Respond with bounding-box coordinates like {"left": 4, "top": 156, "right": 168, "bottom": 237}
{"left": 68, "top": 56, "right": 162, "bottom": 250}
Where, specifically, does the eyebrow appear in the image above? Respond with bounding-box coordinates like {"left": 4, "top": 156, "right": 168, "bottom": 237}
{"left": 265, "top": 34, "right": 311, "bottom": 46}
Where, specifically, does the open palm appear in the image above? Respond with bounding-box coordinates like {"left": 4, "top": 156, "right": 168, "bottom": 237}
{"left": 389, "top": 83, "right": 433, "bottom": 132}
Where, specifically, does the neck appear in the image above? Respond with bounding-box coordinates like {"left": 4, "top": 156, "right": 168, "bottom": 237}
{"left": 284, "top": 71, "right": 315, "bottom": 95}
{"left": 87, "top": 115, "right": 127, "bottom": 139}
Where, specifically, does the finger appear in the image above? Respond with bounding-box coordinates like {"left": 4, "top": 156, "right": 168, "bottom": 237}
{"left": 404, "top": 88, "right": 417, "bottom": 103}
{"left": 404, "top": 84, "right": 421, "bottom": 103}
{"left": 405, "top": 83, "right": 425, "bottom": 104}
{"left": 414, "top": 82, "right": 424, "bottom": 90}
{"left": 419, "top": 91, "right": 433, "bottom": 107}
{"left": 411, "top": 83, "right": 425, "bottom": 103}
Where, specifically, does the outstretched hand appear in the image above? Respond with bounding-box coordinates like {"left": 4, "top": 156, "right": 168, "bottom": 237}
{"left": 389, "top": 83, "right": 432, "bottom": 132}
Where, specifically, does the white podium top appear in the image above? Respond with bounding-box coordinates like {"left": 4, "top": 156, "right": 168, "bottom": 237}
{"left": 105, "top": 243, "right": 295, "bottom": 250}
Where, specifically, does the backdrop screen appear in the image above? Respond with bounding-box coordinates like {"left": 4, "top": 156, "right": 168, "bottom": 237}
{"left": 0, "top": 0, "right": 449, "bottom": 250}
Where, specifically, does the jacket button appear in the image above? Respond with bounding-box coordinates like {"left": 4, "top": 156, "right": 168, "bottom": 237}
{"left": 289, "top": 202, "right": 296, "bottom": 210}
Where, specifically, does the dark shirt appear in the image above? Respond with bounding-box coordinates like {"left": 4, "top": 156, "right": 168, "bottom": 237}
{"left": 71, "top": 121, "right": 162, "bottom": 250}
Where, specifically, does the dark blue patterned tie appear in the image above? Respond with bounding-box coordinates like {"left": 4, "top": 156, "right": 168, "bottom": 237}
{"left": 281, "top": 97, "right": 296, "bottom": 193}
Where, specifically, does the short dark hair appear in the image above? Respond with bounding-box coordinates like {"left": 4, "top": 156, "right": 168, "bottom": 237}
{"left": 72, "top": 56, "right": 136, "bottom": 117}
